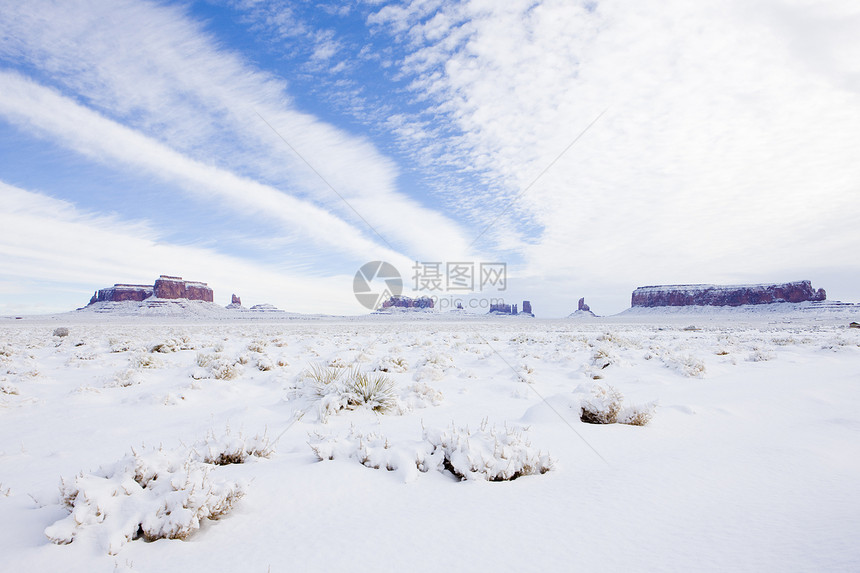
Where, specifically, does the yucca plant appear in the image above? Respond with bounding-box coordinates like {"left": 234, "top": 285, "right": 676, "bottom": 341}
{"left": 344, "top": 371, "right": 397, "bottom": 412}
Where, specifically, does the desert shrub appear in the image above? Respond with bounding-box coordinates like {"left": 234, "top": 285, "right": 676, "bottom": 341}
{"left": 309, "top": 427, "right": 396, "bottom": 469}
{"left": 46, "top": 447, "right": 245, "bottom": 554}
{"left": 403, "top": 382, "right": 443, "bottom": 409}
{"left": 302, "top": 364, "right": 400, "bottom": 420}
{"left": 746, "top": 348, "right": 774, "bottom": 362}
{"left": 424, "top": 421, "right": 553, "bottom": 481}
{"left": 375, "top": 356, "right": 409, "bottom": 373}
{"left": 302, "top": 363, "right": 347, "bottom": 396}
{"left": 580, "top": 384, "right": 656, "bottom": 426}
{"left": 129, "top": 352, "right": 163, "bottom": 369}
{"left": 195, "top": 352, "right": 242, "bottom": 380}
{"left": 210, "top": 359, "right": 241, "bottom": 380}
{"left": 580, "top": 384, "right": 624, "bottom": 424}
{"left": 0, "top": 381, "right": 19, "bottom": 395}
{"left": 309, "top": 422, "right": 551, "bottom": 483}
{"left": 619, "top": 403, "right": 656, "bottom": 426}
{"left": 248, "top": 340, "right": 267, "bottom": 353}
{"left": 108, "top": 338, "right": 134, "bottom": 353}
{"left": 104, "top": 369, "right": 141, "bottom": 388}
{"left": 343, "top": 371, "right": 397, "bottom": 413}
{"left": 662, "top": 353, "right": 706, "bottom": 377}
{"left": 193, "top": 428, "right": 274, "bottom": 465}
{"left": 53, "top": 327, "right": 69, "bottom": 338}
{"left": 590, "top": 346, "right": 616, "bottom": 370}
{"left": 256, "top": 356, "right": 274, "bottom": 371}
{"left": 149, "top": 336, "right": 192, "bottom": 353}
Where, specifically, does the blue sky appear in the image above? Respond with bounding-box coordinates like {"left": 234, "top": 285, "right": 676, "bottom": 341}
{"left": 1, "top": 0, "right": 859, "bottom": 316}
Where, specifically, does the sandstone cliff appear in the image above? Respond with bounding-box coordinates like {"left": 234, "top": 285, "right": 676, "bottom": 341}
{"left": 88, "top": 275, "right": 214, "bottom": 305}
{"left": 631, "top": 281, "right": 826, "bottom": 308}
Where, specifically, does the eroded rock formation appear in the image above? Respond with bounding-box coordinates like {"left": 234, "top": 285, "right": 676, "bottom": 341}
{"left": 489, "top": 300, "right": 533, "bottom": 315}
{"left": 631, "top": 280, "right": 826, "bottom": 308}
{"left": 88, "top": 275, "right": 214, "bottom": 305}
{"left": 89, "top": 284, "right": 153, "bottom": 305}
{"left": 381, "top": 295, "right": 434, "bottom": 309}
{"left": 578, "top": 298, "right": 590, "bottom": 312}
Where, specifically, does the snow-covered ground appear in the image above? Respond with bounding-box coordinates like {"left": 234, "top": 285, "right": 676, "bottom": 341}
{"left": 1, "top": 310, "right": 859, "bottom": 572}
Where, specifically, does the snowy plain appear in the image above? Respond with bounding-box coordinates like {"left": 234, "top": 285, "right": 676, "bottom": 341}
{"left": 1, "top": 306, "right": 859, "bottom": 572}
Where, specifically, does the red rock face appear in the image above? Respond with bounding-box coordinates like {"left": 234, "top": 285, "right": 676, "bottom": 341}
{"left": 631, "top": 281, "right": 826, "bottom": 307}
{"left": 185, "top": 282, "right": 214, "bottom": 302}
{"left": 154, "top": 276, "right": 186, "bottom": 299}
{"left": 88, "top": 276, "right": 213, "bottom": 305}
{"left": 231, "top": 294, "right": 241, "bottom": 305}
{"left": 522, "top": 300, "right": 532, "bottom": 314}
{"left": 89, "top": 285, "right": 153, "bottom": 304}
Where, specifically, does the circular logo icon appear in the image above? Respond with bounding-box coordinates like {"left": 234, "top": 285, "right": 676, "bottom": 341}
{"left": 353, "top": 261, "right": 402, "bottom": 310}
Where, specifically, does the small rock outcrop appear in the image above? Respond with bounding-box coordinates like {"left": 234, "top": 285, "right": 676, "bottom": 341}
{"left": 631, "top": 280, "right": 826, "bottom": 308}
{"left": 88, "top": 275, "right": 213, "bottom": 306}
{"left": 488, "top": 300, "right": 533, "bottom": 316}
{"left": 381, "top": 295, "right": 434, "bottom": 309}
{"left": 226, "top": 294, "right": 244, "bottom": 309}
{"left": 578, "top": 298, "right": 590, "bottom": 312}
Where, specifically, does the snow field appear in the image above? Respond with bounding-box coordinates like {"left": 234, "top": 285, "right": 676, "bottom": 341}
{"left": 0, "top": 317, "right": 858, "bottom": 571}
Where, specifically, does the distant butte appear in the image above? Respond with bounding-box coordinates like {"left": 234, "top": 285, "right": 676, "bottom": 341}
{"left": 631, "top": 280, "right": 826, "bottom": 308}
{"left": 88, "top": 275, "right": 214, "bottom": 305}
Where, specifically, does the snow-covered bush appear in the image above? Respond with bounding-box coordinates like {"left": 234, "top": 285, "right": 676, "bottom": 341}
{"left": 192, "top": 428, "right": 274, "bottom": 465}
{"left": 309, "top": 421, "right": 551, "bottom": 483}
{"left": 590, "top": 345, "right": 617, "bottom": 370}
{"left": 746, "top": 348, "right": 775, "bottom": 362}
{"left": 104, "top": 369, "right": 141, "bottom": 388}
{"left": 580, "top": 384, "right": 624, "bottom": 424}
{"left": 301, "top": 364, "right": 399, "bottom": 420}
{"left": 0, "top": 380, "right": 19, "bottom": 395}
{"left": 402, "top": 382, "right": 443, "bottom": 410}
{"left": 109, "top": 338, "right": 134, "bottom": 353}
{"left": 195, "top": 352, "right": 242, "bottom": 380}
{"left": 424, "top": 421, "right": 553, "bottom": 481}
{"left": 256, "top": 356, "right": 274, "bottom": 371}
{"left": 302, "top": 363, "right": 346, "bottom": 396}
{"left": 129, "top": 352, "right": 163, "bottom": 369}
{"left": 46, "top": 447, "right": 246, "bottom": 554}
{"left": 150, "top": 339, "right": 180, "bottom": 353}
{"left": 309, "top": 427, "right": 399, "bottom": 470}
{"left": 580, "top": 384, "right": 656, "bottom": 426}
{"left": 662, "top": 352, "right": 706, "bottom": 377}
{"left": 343, "top": 371, "right": 397, "bottom": 413}
{"left": 247, "top": 339, "right": 267, "bottom": 353}
{"left": 53, "top": 327, "right": 70, "bottom": 338}
{"left": 375, "top": 355, "right": 409, "bottom": 373}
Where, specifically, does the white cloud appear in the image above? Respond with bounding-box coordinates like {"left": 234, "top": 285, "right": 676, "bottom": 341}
{"left": 0, "top": 0, "right": 474, "bottom": 263}
{"left": 0, "top": 181, "right": 359, "bottom": 314}
{"left": 370, "top": 0, "right": 860, "bottom": 312}
{"left": 0, "top": 70, "right": 409, "bottom": 268}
